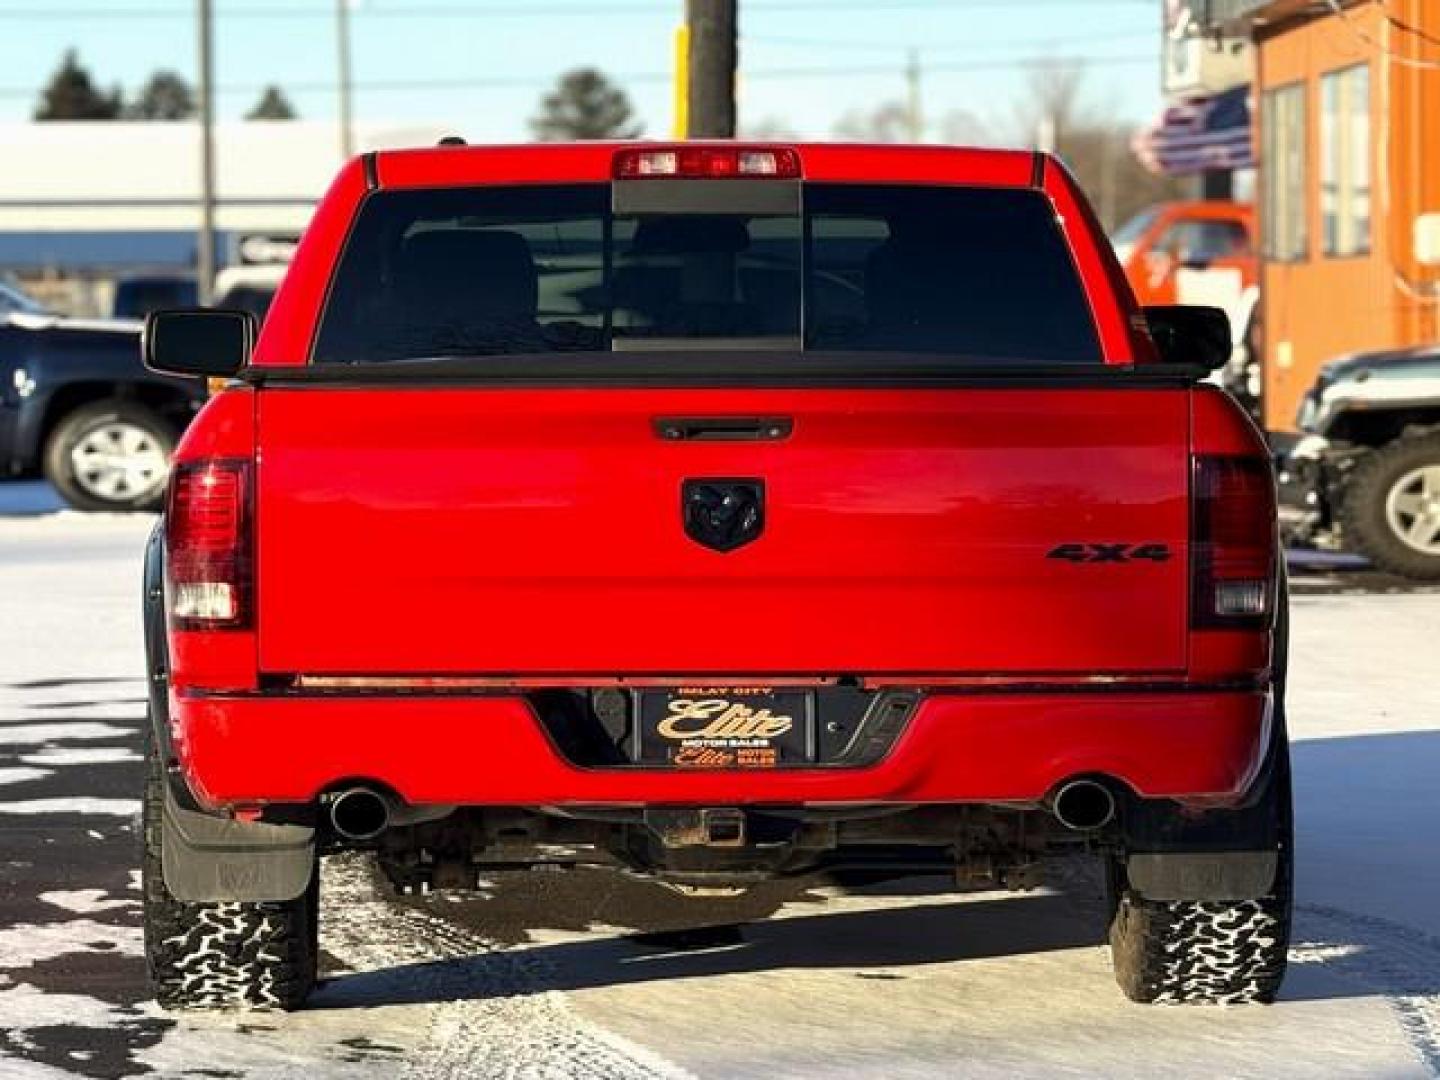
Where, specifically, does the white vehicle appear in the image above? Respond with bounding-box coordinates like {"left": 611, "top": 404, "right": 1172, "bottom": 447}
{"left": 213, "top": 265, "right": 286, "bottom": 321}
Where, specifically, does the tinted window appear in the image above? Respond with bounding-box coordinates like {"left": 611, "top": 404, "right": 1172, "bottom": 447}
{"left": 113, "top": 278, "right": 198, "bottom": 320}
{"left": 313, "top": 183, "right": 1100, "bottom": 367}
{"left": 805, "top": 186, "right": 1099, "bottom": 361}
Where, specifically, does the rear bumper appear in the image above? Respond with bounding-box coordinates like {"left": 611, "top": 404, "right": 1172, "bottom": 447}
{"left": 170, "top": 687, "right": 1272, "bottom": 811}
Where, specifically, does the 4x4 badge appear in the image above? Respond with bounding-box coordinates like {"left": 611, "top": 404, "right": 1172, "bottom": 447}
{"left": 683, "top": 479, "right": 765, "bottom": 552}
{"left": 1046, "top": 542, "right": 1172, "bottom": 563}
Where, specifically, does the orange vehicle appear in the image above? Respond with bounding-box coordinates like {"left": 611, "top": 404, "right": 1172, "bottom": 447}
{"left": 1111, "top": 201, "right": 1257, "bottom": 307}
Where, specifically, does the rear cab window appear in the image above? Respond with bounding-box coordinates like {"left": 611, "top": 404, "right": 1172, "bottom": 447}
{"left": 312, "top": 182, "right": 1102, "bottom": 370}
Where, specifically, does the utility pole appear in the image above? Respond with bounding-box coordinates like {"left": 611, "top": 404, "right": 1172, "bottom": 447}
{"left": 337, "top": 0, "right": 355, "bottom": 160}
{"left": 686, "top": 0, "right": 737, "bottom": 138}
{"left": 196, "top": 0, "right": 216, "bottom": 306}
{"left": 905, "top": 48, "right": 923, "bottom": 142}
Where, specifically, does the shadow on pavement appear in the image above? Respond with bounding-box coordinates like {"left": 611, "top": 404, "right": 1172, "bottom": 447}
{"left": 315, "top": 888, "right": 1103, "bottom": 1010}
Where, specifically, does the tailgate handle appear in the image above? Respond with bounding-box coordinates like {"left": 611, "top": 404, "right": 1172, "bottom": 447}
{"left": 654, "top": 417, "right": 792, "bottom": 442}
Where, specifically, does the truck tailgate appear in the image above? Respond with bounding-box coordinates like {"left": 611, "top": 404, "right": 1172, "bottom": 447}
{"left": 255, "top": 386, "right": 1190, "bottom": 676}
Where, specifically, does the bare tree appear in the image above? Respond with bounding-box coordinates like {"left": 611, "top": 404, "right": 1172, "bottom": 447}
{"left": 936, "top": 108, "right": 992, "bottom": 147}
{"left": 741, "top": 115, "right": 799, "bottom": 141}
{"left": 1009, "top": 60, "right": 1187, "bottom": 231}
{"left": 1013, "top": 60, "right": 1087, "bottom": 151}
{"left": 831, "top": 102, "right": 910, "bottom": 143}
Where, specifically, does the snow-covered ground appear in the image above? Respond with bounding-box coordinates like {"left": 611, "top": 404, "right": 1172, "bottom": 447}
{"left": 1, "top": 481, "right": 1438, "bottom": 1079}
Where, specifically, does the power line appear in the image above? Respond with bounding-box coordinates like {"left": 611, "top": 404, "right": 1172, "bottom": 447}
{"left": 749, "top": 29, "right": 1156, "bottom": 55}
{"left": 0, "top": 52, "right": 1154, "bottom": 101}
{"left": 0, "top": 0, "right": 1158, "bottom": 16}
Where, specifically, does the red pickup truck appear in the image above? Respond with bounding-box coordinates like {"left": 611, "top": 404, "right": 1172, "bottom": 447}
{"left": 140, "top": 142, "right": 1291, "bottom": 1011}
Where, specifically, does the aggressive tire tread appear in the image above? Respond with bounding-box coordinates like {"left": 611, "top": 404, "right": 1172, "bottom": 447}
{"left": 1108, "top": 889, "right": 1291, "bottom": 1004}
{"left": 142, "top": 733, "right": 317, "bottom": 1010}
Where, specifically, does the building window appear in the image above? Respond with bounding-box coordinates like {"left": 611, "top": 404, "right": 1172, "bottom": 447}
{"left": 1321, "top": 64, "right": 1372, "bottom": 256}
{"left": 1262, "top": 82, "right": 1307, "bottom": 262}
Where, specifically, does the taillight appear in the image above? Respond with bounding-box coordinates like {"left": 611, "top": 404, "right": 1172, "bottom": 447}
{"left": 1191, "top": 455, "right": 1276, "bottom": 628}
{"left": 613, "top": 146, "right": 801, "bottom": 179}
{"left": 166, "top": 459, "right": 251, "bottom": 630}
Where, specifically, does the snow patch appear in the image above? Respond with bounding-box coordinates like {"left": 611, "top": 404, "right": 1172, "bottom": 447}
{"left": 0, "top": 798, "right": 139, "bottom": 816}
{"left": 39, "top": 889, "right": 135, "bottom": 915}
{"left": 0, "top": 723, "right": 133, "bottom": 746}
{"left": 0, "top": 767, "right": 52, "bottom": 786}
{"left": 0, "top": 918, "right": 142, "bottom": 968}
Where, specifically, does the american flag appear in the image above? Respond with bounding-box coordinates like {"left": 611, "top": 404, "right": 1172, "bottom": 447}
{"left": 1133, "top": 85, "right": 1255, "bottom": 176}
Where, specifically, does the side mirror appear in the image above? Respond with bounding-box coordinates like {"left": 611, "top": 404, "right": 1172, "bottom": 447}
{"left": 1144, "top": 305, "right": 1231, "bottom": 372}
{"left": 143, "top": 308, "right": 255, "bottom": 378}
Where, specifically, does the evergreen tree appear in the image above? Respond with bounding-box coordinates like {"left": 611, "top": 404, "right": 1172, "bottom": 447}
{"left": 530, "top": 68, "right": 641, "bottom": 141}
{"left": 34, "top": 50, "right": 122, "bottom": 120}
{"left": 126, "top": 70, "right": 196, "bottom": 121}
{"left": 246, "top": 85, "right": 298, "bottom": 121}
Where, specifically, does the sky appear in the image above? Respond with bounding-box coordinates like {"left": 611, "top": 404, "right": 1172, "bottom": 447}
{"left": 0, "top": 0, "right": 1166, "bottom": 142}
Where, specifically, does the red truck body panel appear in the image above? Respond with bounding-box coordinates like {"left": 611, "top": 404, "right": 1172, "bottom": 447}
{"left": 172, "top": 688, "right": 1269, "bottom": 808}
{"left": 164, "top": 142, "right": 1277, "bottom": 815}
{"left": 253, "top": 386, "right": 1189, "bottom": 677}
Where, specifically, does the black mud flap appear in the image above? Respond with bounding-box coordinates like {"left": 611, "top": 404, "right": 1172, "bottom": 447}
{"left": 147, "top": 520, "right": 317, "bottom": 902}
{"left": 1125, "top": 850, "right": 1278, "bottom": 902}
{"left": 161, "top": 783, "right": 315, "bottom": 903}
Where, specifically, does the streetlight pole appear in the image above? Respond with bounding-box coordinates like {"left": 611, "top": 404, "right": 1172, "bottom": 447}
{"left": 196, "top": 0, "right": 216, "bottom": 306}
{"left": 337, "top": 0, "right": 355, "bottom": 160}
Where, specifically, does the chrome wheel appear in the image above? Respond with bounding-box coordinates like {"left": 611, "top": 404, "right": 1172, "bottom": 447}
{"left": 1384, "top": 464, "right": 1440, "bottom": 556}
{"left": 68, "top": 421, "right": 169, "bottom": 504}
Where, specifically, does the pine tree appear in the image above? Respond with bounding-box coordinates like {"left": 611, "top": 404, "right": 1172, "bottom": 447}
{"left": 126, "top": 70, "right": 196, "bottom": 121}
{"left": 34, "top": 50, "right": 123, "bottom": 120}
{"left": 246, "top": 85, "right": 298, "bottom": 121}
{"left": 530, "top": 68, "right": 642, "bottom": 141}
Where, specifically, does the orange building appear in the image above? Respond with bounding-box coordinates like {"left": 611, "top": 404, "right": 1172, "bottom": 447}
{"left": 1203, "top": 0, "right": 1440, "bottom": 431}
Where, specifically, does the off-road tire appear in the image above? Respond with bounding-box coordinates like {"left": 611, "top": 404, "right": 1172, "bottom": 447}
{"left": 44, "top": 399, "right": 176, "bottom": 512}
{"left": 1108, "top": 880, "right": 1291, "bottom": 1004}
{"left": 1340, "top": 432, "right": 1440, "bottom": 580}
{"left": 1108, "top": 744, "right": 1293, "bottom": 1005}
{"left": 142, "top": 733, "right": 318, "bottom": 1010}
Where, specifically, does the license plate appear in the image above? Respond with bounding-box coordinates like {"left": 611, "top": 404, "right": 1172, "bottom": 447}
{"left": 636, "top": 688, "right": 814, "bottom": 768}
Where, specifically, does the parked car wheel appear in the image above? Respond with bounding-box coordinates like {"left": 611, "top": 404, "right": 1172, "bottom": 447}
{"left": 143, "top": 728, "right": 318, "bottom": 1011}
{"left": 1341, "top": 432, "right": 1440, "bottom": 580}
{"left": 42, "top": 400, "right": 176, "bottom": 512}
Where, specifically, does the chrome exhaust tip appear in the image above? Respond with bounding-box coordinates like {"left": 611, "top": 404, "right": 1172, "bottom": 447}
{"left": 1049, "top": 780, "right": 1117, "bottom": 831}
{"left": 328, "top": 787, "right": 392, "bottom": 841}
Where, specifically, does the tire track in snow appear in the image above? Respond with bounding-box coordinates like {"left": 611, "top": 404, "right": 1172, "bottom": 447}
{"left": 1292, "top": 904, "right": 1440, "bottom": 1077}
{"left": 320, "top": 856, "right": 694, "bottom": 1080}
